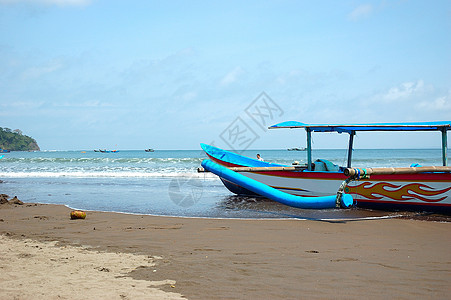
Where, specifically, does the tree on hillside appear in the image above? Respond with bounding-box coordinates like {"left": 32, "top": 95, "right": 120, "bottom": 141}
{"left": 0, "top": 127, "right": 40, "bottom": 151}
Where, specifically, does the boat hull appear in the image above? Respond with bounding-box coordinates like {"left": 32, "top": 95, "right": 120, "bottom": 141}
{"left": 202, "top": 144, "right": 451, "bottom": 213}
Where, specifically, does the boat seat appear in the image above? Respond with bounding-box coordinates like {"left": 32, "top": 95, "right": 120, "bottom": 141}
{"left": 313, "top": 159, "right": 341, "bottom": 172}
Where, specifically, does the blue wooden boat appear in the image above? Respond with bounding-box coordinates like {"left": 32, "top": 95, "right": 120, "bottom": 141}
{"left": 201, "top": 121, "right": 451, "bottom": 213}
{"left": 0, "top": 149, "right": 10, "bottom": 153}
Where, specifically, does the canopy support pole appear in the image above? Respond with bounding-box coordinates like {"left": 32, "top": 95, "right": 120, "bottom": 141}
{"left": 442, "top": 128, "right": 448, "bottom": 166}
{"left": 306, "top": 128, "right": 312, "bottom": 171}
{"left": 347, "top": 131, "right": 355, "bottom": 168}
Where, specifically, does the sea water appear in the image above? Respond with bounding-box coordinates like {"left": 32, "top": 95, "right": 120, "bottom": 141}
{"left": 0, "top": 148, "right": 445, "bottom": 220}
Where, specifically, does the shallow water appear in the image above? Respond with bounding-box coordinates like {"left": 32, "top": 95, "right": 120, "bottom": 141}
{"left": 0, "top": 149, "right": 447, "bottom": 220}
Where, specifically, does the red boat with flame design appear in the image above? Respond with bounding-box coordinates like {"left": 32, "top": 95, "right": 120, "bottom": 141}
{"left": 201, "top": 121, "right": 451, "bottom": 213}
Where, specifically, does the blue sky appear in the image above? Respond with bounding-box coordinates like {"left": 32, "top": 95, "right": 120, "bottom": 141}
{"left": 0, "top": 0, "right": 450, "bottom": 150}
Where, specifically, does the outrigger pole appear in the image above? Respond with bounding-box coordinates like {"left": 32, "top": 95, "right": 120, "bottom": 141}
{"left": 199, "top": 165, "right": 451, "bottom": 174}
{"left": 306, "top": 128, "right": 312, "bottom": 170}
{"left": 442, "top": 128, "right": 448, "bottom": 166}
{"left": 347, "top": 131, "right": 355, "bottom": 168}
{"left": 345, "top": 166, "right": 451, "bottom": 177}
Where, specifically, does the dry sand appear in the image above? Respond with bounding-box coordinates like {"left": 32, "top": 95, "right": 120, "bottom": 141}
{"left": 0, "top": 202, "right": 450, "bottom": 299}
{"left": 0, "top": 236, "right": 182, "bottom": 299}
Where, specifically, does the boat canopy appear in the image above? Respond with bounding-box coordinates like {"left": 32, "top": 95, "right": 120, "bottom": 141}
{"left": 269, "top": 121, "right": 450, "bottom": 169}
{"left": 269, "top": 121, "right": 451, "bottom": 133}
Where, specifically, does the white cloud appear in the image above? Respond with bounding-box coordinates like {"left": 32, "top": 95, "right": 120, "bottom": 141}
{"left": 180, "top": 91, "right": 197, "bottom": 101}
{"left": 357, "top": 80, "right": 450, "bottom": 122}
{"left": 382, "top": 80, "right": 425, "bottom": 101}
{"left": 220, "top": 67, "right": 244, "bottom": 86}
{"left": 57, "top": 100, "right": 117, "bottom": 108}
{"left": 416, "top": 90, "right": 451, "bottom": 112}
{"left": 0, "top": 100, "right": 45, "bottom": 109}
{"left": 348, "top": 4, "right": 373, "bottom": 21}
{"left": 0, "top": 0, "right": 91, "bottom": 6}
{"left": 21, "top": 61, "right": 63, "bottom": 79}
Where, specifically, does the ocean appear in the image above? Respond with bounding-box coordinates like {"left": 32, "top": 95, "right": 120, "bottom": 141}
{"left": 0, "top": 148, "right": 446, "bottom": 220}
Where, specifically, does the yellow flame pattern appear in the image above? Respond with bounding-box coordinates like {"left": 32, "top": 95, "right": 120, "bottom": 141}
{"left": 348, "top": 182, "right": 451, "bottom": 203}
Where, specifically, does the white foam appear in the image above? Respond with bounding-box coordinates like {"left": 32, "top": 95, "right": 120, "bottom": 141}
{"left": 0, "top": 171, "right": 218, "bottom": 179}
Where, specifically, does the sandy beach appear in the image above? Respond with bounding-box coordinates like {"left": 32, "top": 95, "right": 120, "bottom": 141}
{"left": 0, "top": 201, "right": 450, "bottom": 299}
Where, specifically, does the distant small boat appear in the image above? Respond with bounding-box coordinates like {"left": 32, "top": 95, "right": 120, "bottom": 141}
{"left": 145, "top": 149, "right": 155, "bottom": 152}
{"left": 0, "top": 149, "right": 10, "bottom": 153}
{"left": 287, "top": 147, "right": 306, "bottom": 151}
{"left": 97, "top": 149, "right": 119, "bottom": 153}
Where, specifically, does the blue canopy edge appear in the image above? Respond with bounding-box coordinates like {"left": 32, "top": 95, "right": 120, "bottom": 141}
{"left": 269, "top": 121, "right": 451, "bottom": 133}
{"left": 268, "top": 121, "right": 449, "bottom": 167}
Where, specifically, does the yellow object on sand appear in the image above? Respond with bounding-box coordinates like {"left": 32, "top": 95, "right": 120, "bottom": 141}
{"left": 70, "top": 210, "right": 86, "bottom": 220}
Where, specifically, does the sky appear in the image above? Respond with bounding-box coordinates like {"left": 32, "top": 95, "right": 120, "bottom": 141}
{"left": 0, "top": 0, "right": 450, "bottom": 150}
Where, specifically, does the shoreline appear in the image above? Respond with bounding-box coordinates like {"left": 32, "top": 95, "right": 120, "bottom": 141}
{"left": 29, "top": 201, "right": 451, "bottom": 223}
{"left": 1, "top": 202, "right": 450, "bottom": 299}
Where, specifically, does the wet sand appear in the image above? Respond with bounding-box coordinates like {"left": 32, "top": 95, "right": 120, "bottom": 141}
{"left": 0, "top": 202, "right": 450, "bottom": 299}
